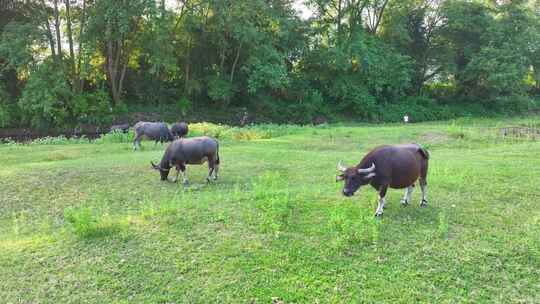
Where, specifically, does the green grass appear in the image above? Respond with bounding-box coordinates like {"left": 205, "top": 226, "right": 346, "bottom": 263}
{"left": 1, "top": 117, "right": 539, "bottom": 303}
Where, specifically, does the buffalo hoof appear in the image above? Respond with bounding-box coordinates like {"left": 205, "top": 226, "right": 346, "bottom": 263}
{"left": 420, "top": 200, "right": 428, "bottom": 207}
{"left": 183, "top": 181, "right": 189, "bottom": 187}
{"left": 400, "top": 200, "right": 409, "bottom": 207}
{"left": 374, "top": 211, "right": 383, "bottom": 217}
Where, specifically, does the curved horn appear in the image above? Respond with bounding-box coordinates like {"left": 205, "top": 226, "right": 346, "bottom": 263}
{"left": 337, "top": 161, "right": 347, "bottom": 172}
{"left": 357, "top": 163, "right": 375, "bottom": 174}
{"left": 150, "top": 161, "right": 161, "bottom": 170}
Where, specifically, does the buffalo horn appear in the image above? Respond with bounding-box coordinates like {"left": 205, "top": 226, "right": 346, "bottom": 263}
{"left": 357, "top": 163, "right": 375, "bottom": 174}
{"left": 150, "top": 161, "right": 161, "bottom": 170}
{"left": 337, "top": 161, "right": 347, "bottom": 172}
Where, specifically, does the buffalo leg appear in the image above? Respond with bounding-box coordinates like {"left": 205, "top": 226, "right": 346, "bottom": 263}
{"left": 401, "top": 185, "right": 414, "bottom": 206}
{"left": 419, "top": 179, "right": 428, "bottom": 207}
{"left": 213, "top": 163, "right": 219, "bottom": 180}
{"left": 375, "top": 185, "right": 388, "bottom": 216}
{"left": 206, "top": 161, "right": 215, "bottom": 183}
{"left": 133, "top": 135, "right": 142, "bottom": 150}
{"left": 172, "top": 165, "right": 181, "bottom": 183}
{"left": 180, "top": 164, "right": 188, "bottom": 186}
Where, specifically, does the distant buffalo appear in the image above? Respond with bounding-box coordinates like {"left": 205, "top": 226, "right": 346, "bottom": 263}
{"left": 151, "top": 136, "right": 220, "bottom": 186}
{"left": 133, "top": 121, "right": 173, "bottom": 150}
{"left": 110, "top": 123, "right": 130, "bottom": 133}
{"left": 336, "top": 143, "right": 430, "bottom": 216}
{"left": 170, "top": 122, "right": 188, "bottom": 138}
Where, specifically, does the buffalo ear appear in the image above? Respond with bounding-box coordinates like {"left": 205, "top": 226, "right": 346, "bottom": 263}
{"left": 336, "top": 175, "right": 345, "bottom": 182}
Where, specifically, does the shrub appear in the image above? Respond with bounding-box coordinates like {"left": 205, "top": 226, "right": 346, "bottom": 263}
{"left": 177, "top": 96, "right": 192, "bottom": 116}
{"left": 491, "top": 95, "right": 537, "bottom": 114}
{"left": 95, "top": 130, "right": 135, "bottom": 144}
{"left": 72, "top": 89, "right": 113, "bottom": 125}
{"left": 18, "top": 61, "right": 73, "bottom": 128}
{"left": 188, "top": 122, "right": 233, "bottom": 139}
{"left": 0, "top": 84, "right": 11, "bottom": 128}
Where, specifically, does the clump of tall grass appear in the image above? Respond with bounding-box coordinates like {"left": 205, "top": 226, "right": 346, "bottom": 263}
{"left": 250, "top": 172, "right": 295, "bottom": 238}
{"left": 328, "top": 202, "right": 381, "bottom": 251}
{"left": 64, "top": 207, "right": 122, "bottom": 239}
{"left": 94, "top": 130, "right": 134, "bottom": 144}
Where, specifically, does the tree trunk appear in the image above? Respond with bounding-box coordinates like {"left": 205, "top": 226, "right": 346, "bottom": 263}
{"left": 336, "top": 0, "right": 342, "bottom": 45}
{"left": 230, "top": 41, "right": 242, "bottom": 83}
{"left": 53, "top": 0, "right": 62, "bottom": 59}
{"left": 40, "top": 0, "right": 56, "bottom": 58}
{"left": 78, "top": 0, "right": 86, "bottom": 91}
{"left": 184, "top": 37, "right": 192, "bottom": 95}
{"left": 64, "top": 0, "right": 77, "bottom": 91}
{"left": 107, "top": 39, "right": 120, "bottom": 104}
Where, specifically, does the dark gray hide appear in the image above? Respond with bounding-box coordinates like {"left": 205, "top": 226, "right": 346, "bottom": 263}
{"left": 133, "top": 121, "right": 173, "bottom": 150}
{"left": 336, "top": 143, "right": 430, "bottom": 216}
{"left": 110, "top": 123, "right": 130, "bottom": 133}
{"left": 170, "top": 122, "right": 188, "bottom": 138}
{"left": 151, "top": 136, "right": 220, "bottom": 185}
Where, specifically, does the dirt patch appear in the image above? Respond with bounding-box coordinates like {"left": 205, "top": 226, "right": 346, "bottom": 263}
{"left": 500, "top": 127, "right": 540, "bottom": 140}
{"left": 422, "top": 132, "right": 450, "bottom": 144}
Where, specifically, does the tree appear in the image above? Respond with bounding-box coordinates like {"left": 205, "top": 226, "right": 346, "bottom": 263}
{"left": 86, "top": 0, "right": 154, "bottom": 105}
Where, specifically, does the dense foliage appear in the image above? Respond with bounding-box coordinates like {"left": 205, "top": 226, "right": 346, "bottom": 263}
{"left": 1, "top": 0, "right": 539, "bottom": 127}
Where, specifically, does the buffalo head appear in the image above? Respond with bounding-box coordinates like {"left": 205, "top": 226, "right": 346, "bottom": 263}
{"left": 151, "top": 161, "right": 170, "bottom": 181}
{"left": 336, "top": 161, "right": 376, "bottom": 197}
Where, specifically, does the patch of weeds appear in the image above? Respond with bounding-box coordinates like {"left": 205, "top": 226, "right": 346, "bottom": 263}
{"left": 94, "top": 130, "right": 134, "bottom": 144}
{"left": 189, "top": 122, "right": 233, "bottom": 139}
{"left": 328, "top": 203, "right": 380, "bottom": 251}
{"left": 231, "top": 129, "right": 267, "bottom": 141}
{"left": 141, "top": 197, "right": 181, "bottom": 222}
{"left": 446, "top": 123, "right": 467, "bottom": 139}
{"left": 0, "top": 137, "right": 18, "bottom": 146}
{"left": 251, "top": 172, "right": 295, "bottom": 237}
{"left": 63, "top": 207, "right": 122, "bottom": 239}
{"left": 29, "top": 135, "right": 88, "bottom": 145}
{"left": 438, "top": 211, "right": 449, "bottom": 239}
{"left": 189, "top": 122, "right": 304, "bottom": 141}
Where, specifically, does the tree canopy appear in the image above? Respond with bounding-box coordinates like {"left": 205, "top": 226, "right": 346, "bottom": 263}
{"left": 1, "top": 0, "right": 539, "bottom": 128}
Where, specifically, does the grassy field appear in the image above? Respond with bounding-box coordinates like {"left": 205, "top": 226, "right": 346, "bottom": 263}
{"left": 1, "top": 117, "right": 539, "bottom": 303}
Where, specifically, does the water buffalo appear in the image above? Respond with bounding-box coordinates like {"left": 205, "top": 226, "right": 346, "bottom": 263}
{"left": 133, "top": 121, "right": 173, "bottom": 150}
{"left": 170, "top": 122, "right": 188, "bottom": 138}
{"left": 110, "top": 123, "right": 130, "bottom": 133}
{"left": 336, "top": 143, "right": 429, "bottom": 217}
{"left": 151, "top": 136, "right": 220, "bottom": 186}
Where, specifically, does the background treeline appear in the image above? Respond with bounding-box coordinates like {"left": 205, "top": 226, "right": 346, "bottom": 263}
{"left": 1, "top": 0, "right": 539, "bottom": 128}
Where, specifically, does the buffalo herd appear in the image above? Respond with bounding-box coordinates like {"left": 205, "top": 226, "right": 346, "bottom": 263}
{"left": 116, "top": 121, "right": 430, "bottom": 216}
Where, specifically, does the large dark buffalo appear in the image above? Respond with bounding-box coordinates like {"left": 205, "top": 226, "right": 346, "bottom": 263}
{"left": 336, "top": 143, "right": 429, "bottom": 216}
{"left": 170, "top": 122, "right": 188, "bottom": 138}
{"left": 133, "top": 121, "right": 173, "bottom": 150}
{"left": 151, "top": 136, "right": 220, "bottom": 185}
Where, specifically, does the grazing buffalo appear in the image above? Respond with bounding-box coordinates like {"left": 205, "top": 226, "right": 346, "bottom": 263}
{"left": 336, "top": 143, "right": 429, "bottom": 216}
{"left": 110, "top": 123, "right": 130, "bottom": 133}
{"left": 151, "top": 136, "right": 220, "bottom": 186}
{"left": 170, "top": 122, "right": 188, "bottom": 138}
{"left": 133, "top": 121, "right": 173, "bottom": 150}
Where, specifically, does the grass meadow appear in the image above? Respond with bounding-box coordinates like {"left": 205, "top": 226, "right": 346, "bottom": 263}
{"left": 1, "top": 117, "right": 539, "bottom": 303}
